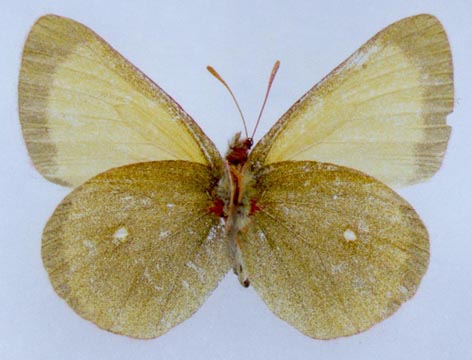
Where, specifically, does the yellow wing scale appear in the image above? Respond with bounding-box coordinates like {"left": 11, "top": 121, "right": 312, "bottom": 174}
{"left": 19, "top": 15, "right": 221, "bottom": 187}
{"left": 243, "top": 161, "right": 429, "bottom": 339}
{"left": 42, "top": 161, "right": 230, "bottom": 339}
{"left": 250, "top": 14, "right": 453, "bottom": 187}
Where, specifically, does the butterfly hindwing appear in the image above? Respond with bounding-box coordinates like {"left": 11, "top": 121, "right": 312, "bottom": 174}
{"left": 19, "top": 15, "right": 222, "bottom": 187}
{"left": 243, "top": 161, "right": 429, "bottom": 339}
{"left": 42, "top": 161, "right": 229, "bottom": 338}
{"left": 249, "top": 14, "right": 453, "bottom": 187}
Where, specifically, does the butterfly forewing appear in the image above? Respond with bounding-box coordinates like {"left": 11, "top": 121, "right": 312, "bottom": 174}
{"left": 250, "top": 14, "right": 453, "bottom": 187}
{"left": 19, "top": 15, "right": 222, "bottom": 187}
{"left": 42, "top": 161, "right": 230, "bottom": 338}
{"left": 242, "top": 161, "right": 429, "bottom": 339}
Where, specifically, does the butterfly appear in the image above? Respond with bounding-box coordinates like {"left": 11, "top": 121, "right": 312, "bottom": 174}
{"left": 18, "top": 14, "right": 453, "bottom": 339}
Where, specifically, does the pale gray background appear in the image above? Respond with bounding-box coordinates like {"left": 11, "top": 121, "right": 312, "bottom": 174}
{"left": 1, "top": 1, "right": 471, "bottom": 359}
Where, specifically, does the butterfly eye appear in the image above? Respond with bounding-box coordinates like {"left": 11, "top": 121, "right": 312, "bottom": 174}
{"left": 245, "top": 138, "right": 254, "bottom": 149}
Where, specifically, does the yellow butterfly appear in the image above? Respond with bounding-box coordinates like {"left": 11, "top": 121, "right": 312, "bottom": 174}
{"left": 18, "top": 14, "right": 453, "bottom": 339}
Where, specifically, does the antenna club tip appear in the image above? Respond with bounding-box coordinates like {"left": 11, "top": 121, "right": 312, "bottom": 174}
{"left": 271, "top": 61, "right": 280, "bottom": 77}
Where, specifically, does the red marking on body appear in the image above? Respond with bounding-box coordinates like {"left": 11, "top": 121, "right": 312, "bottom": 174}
{"left": 250, "top": 199, "right": 262, "bottom": 215}
{"left": 208, "top": 198, "right": 225, "bottom": 218}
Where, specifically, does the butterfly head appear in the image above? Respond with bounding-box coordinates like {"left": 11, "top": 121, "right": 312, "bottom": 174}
{"left": 225, "top": 133, "right": 253, "bottom": 166}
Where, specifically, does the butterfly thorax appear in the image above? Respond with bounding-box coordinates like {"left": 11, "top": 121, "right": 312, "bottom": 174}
{"left": 211, "top": 133, "right": 258, "bottom": 287}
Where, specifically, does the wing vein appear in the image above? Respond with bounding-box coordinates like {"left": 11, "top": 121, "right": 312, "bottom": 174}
{"left": 259, "top": 209, "right": 360, "bottom": 331}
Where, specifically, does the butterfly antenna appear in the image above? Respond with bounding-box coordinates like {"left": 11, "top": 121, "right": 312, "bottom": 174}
{"left": 251, "top": 60, "right": 280, "bottom": 139}
{"left": 207, "top": 65, "right": 249, "bottom": 138}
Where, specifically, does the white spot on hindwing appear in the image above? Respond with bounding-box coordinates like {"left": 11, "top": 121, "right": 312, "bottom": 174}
{"left": 358, "top": 220, "right": 369, "bottom": 233}
{"left": 159, "top": 230, "right": 170, "bottom": 239}
{"left": 343, "top": 228, "right": 357, "bottom": 242}
{"left": 83, "top": 239, "right": 97, "bottom": 256}
{"left": 186, "top": 261, "right": 206, "bottom": 282}
{"left": 257, "top": 231, "right": 267, "bottom": 243}
{"left": 143, "top": 267, "right": 163, "bottom": 292}
{"left": 113, "top": 226, "right": 129, "bottom": 245}
{"left": 331, "top": 262, "right": 347, "bottom": 274}
{"left": 399, "top": 285, "right": 409, "bottom": 295}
